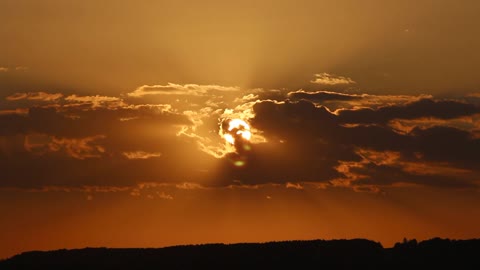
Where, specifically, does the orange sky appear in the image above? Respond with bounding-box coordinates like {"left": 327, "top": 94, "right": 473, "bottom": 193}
{"left": 1, "top": 0, "right": 480, "bottom": 259}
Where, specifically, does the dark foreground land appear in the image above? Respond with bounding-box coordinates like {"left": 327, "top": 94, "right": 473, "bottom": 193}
{"left": 1, "top": 238, "right": 479, "bottom": 269}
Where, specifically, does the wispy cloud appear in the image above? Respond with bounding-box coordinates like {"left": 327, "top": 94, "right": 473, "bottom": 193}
{"left": 0, "top": 108, "right": 29, "bottom": 116}
{"left": 157, "top": 191, "right": 174, "bottom": 200}
{"left": 15, "top": 66, "right": 28, "bottom": 71}
{"left": 288, "top": 90, "right": 364, "bottom": 101}
{"left": 175, "top": 182, "right": 205, "bottom": 190}
{"left": 25, "top": 134, "right": 106, "bottom": 159}
{"left": 65, "top": 95, "right": 125, "bottom": 109}
{"left": 49, "top": 135, "right": 106, "bottom": 159}
{"left": 311, "top": 73, "right": 356, "bottom": 85}
{"left": 0, "top": 66, "right": 28, "bottom": 72}
{"left": 286, "top": 182, "right": 304, "bottom": 190}
{"left": 6, "top": 92, "right": 63, "bottom": 101}
{"left": 128, "top": 83, "right": 240, "bottom": 97}
{"left": 122, "top": 151, "right": 162, "bottom": 160}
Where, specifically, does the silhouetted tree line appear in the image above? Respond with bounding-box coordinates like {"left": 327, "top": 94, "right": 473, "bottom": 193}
{"left": 1, "top": 238, "right": 479, "bottom": 269}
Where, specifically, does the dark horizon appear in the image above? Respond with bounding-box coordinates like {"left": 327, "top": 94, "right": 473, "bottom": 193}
{"left": 2, "top": 238, "right": 480, "bottom": 269}
{"left": 2, "top": 236, "right": 479, "bottom": 259}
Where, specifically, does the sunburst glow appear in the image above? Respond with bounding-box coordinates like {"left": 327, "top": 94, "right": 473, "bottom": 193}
{"left": 223, "top": 118, "right": 251, "bottom": 145}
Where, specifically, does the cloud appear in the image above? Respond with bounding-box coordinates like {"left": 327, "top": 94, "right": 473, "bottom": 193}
{"left": 288, "top": 90, "right": 364, "bottom": 101}
{"left": 234, "top": 93, "right": 259, "bottom": 103}
{"left": 408, "top": 126, "right": 479, "bottom": 167}
{"left": 6, "top": 92, "right": 63, "bottom": 102}
{"left": 65, "top": 95, "right": 125, "bottom": 109}
{"left": 235, "top": 98, "right": 480, "bottom": 189}
{"left": 337, "top": 99, "right": 480, "bottom": 124}
{"left": 132, "top": 85, "right": 267, "bottom": 160}
{"left": 0, "top": 104, "right": 190, "bottom": 138}
{"left": 2, "top": 185, "right": 131, "bottom": 193}
{"left": 2, "top": 83, "right": 480, "bottom": 192}
{"left": 122, "top": 182, "right": 177, "bottom": 199}
{"left": 128, "top": 83, "right": 240, "bottom": 97}
{"left": 175, "top": 182, "right": 205, "bottom": 190}
{"left": 287, "top": 90, "right": 433, "bottom": 111}
{"left": 331, "top": 147, "right": 479, "bottom": 192}
{"left": 310, "top": 73, "right": 356, "bottom": 85}
{"left": 51, "top": 135, "right": 106, "bottom": 160}
{"left": 25, "top": 134, "right": 106, "bottom": 159}
{"left": 0, "top": 108, "right": 29, "bottom": 116}
{"left": 123, "top": 151, "right": 162, "bottom": 159}
{"left": 0, "top": 96, "right": 214, "bottom": 189}
{"left": 388, "top": 115, "right": 480, "bottom": 135}
{"left": 15, "top": 66, "right": 28, "bottom": 71}
{"left": 349, "top": 162, "right": 477, "bottom": 189}
{"left": 213, "top": 100, "right": 353, "bottom": 186}
{"left": 157, "top": 191, "right": 173, "bottom": 200}
{"left": 286, "top": 182, "right": 304, "bottom": 190}
{"left": 0, "top": 66, "right": 28, "bottom": 72}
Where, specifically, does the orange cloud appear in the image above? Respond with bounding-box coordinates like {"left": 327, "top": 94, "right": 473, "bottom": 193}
{"left": 157, "top": 191, "right": 173, "bottom": 200}
{"left": 389, "top": 115, "right": 480, "bottom": 134}
{"left": 52, "top": 136, "right": 106, "bottom": 159}
{"left": 175, "top": 182, "right": 205, "bottom": 190}
{"left": 286, "top": 182, "right": 304, "bottom": 190}
{"left": 122, "top": 151, "right": 162, "bottom": 159}
{"left": 0, "top": 108, "right": 29, "bottom": 116}
{"left": 25, "top": 134, "right": 106, "bottom": 159}
{"left": 288, "top": 90, "right": 433, "bottom": 111}
{"left": 335, "top": 148, "right": 478, "bottom": 191}
{"left": 6, "top": 92, "right": 63, "bottom": 101}
{"left": 65, "top": 95, "right": 125, "bottom": 109}
{"left": 310, "top": 73, "right": 356, "bottom": 85}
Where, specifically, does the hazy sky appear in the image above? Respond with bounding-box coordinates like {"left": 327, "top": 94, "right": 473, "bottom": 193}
{"left": 1, "top": 0, "right": 480, "bottom": 259}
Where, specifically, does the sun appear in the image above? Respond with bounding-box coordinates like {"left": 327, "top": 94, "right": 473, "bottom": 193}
{"left": 222, "top": 118, "right": 251, "bottom": 145}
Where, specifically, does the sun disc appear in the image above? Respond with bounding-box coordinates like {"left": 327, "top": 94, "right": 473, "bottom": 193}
{"left": 223, "top": 118, "right": 251, "bottom": 145}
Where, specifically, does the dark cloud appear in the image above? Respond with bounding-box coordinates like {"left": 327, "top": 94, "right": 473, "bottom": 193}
{"left": 288, "top": 90, "right": 363, "bottom": 102}
{"left": 215, "top": 141, "right": 351, "bottom": 186}
{"left": 0, "top": 149, "right": 216, "bottom": 189}
{"left": 252, "top": 100, "right": 338, "bottom": 139}
{"left": 409, "top": 126, "right": 480, "bottom": 169}
{"left": 2, "top": 89, "right": 480, "bottom": 191}
{"left": 237, "top": 98, "right": 480, "bottom": 189}
{"left": 127, "top": 83, "right": 240, "bottom": 98}
{"left": 337, "top": 99, "right": 480, "bottom": 124}
{"left": 352, "top": 163, "right": 477, "bottom": 189}
{"left": 0, "top": 98, "right": 214, "bottom": 189}
{"left": 0, "top": 106, "right": 191, "bottom": 138}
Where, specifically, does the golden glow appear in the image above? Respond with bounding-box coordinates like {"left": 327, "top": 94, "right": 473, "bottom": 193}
{"left": 224, "top": 134, "right": 235, "bottom": 145}
{"left": 224, "top": 118, "right": 251, "bottom": 145}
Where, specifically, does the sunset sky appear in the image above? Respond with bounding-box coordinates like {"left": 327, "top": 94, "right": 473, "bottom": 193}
{"left": 1, "top": 0, "right": 480, "bottom": 259}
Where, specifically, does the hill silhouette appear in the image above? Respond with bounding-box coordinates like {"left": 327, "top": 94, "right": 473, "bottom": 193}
{"left": 1, "top": 238, "right": 479, "bottom": 269}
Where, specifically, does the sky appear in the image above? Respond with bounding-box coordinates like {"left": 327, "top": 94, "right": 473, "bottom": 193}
{"left": 1, "top": 0, "right": 480, "bottom": 259}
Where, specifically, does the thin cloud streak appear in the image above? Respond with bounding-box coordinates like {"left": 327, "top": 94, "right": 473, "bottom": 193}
{"left": 310, "top": 73, "right": 356, "bottom": 85}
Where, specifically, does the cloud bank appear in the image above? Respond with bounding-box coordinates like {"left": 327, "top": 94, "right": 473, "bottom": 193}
{"left": 2, "top": 86, "right": 479, "bottom": 193}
